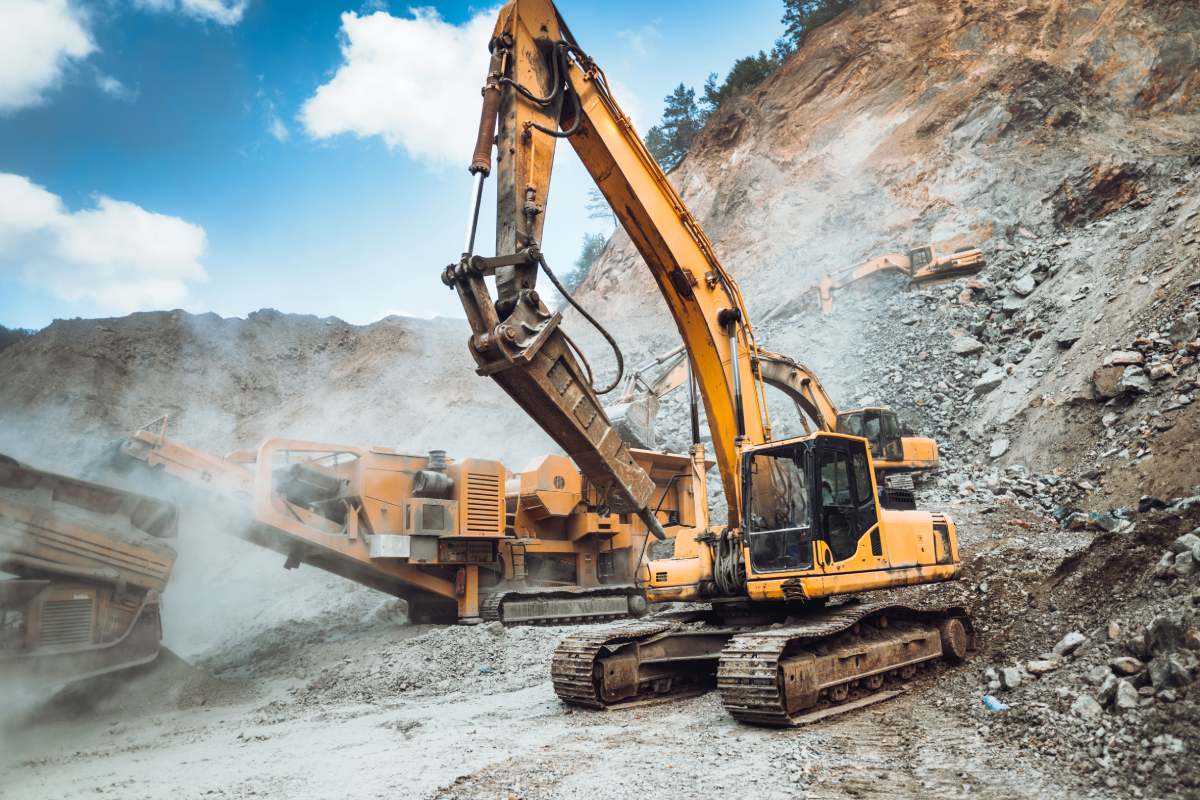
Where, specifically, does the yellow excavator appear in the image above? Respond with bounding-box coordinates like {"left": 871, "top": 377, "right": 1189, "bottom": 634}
{"left": 441, "top": 0, "right": 970, "bottom": 726}
{"left": 808, "top": 246, "right": 986, "bottom": 315}
{"left": 608, "top": 343, "right": 939, "bottom": 487}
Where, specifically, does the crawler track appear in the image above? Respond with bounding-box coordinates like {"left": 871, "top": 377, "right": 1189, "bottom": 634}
{"left": 482, "top": 584, "right": 645, "bottom": 625}
{"left": 551, "top": 620, "right": 676, "bottom": 708}
{"left": 718, "top": 603, "right": 971, "bottom": 726}
{"left": 550, "top": 602, "right": 972, "bottom": 726}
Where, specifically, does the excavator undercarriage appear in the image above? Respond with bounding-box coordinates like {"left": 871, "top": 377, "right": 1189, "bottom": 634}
{"left": 552, "top": 602, "right": 972, "bottom": 726}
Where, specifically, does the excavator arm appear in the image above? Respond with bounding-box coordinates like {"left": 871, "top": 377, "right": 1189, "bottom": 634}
{"left": 810, "top": 246, "right": 986, "bottom": 314}
{"left": 444, "top": 0, "right": 769, "bottom": 529}
{"left": 609, "top": 344, "right": 840, "bottom": 450}
{"left": 813, "top": 253, "right": 911, "bottom": 313}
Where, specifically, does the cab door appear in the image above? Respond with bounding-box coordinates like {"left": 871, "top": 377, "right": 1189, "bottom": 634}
{"left": 816, "top": 444, "right": 858, "bottom": 564}
{"left": 815, "top": 438, "right": 884, "bottom": 572}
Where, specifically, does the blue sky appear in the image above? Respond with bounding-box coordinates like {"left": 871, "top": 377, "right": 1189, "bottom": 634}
{"left": 0, "top": 0, "right": 784, "bottom": 329}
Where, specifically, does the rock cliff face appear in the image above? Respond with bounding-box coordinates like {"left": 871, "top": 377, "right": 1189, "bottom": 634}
{"left": 581, "top": 0, "right": 1198, "bottom": 318}
{"left": 570, "top": 0, "right": 1199, "bottom": 509}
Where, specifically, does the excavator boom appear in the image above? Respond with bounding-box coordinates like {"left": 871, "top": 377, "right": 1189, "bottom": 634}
{"left": 444, "top": 0, "right": 767, "bottom": 528}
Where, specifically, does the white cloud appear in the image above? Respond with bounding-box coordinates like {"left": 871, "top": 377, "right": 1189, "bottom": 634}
{"left": 268, "top": 114, "right": 288, "bottom": 142}
{"left": 255, "top": 86, "right": 289, "bottom": 142}
{"left": 617, "top": 21, "right": 661, "bottom": 57}
{"left": 0, "top": 174, "right": 208, "bottom": 313}
{"left": 96, "top": 74, "right": 123, "bottom": 95}
{"left": 133, "top": 0, "right": 247, "bottom": 26}
{"left": 0, "top": 0, "right": 95, "bottom": 112}
{"left": 96, "top": 72, "right": 137, "bottom": 101}
{"left": 301, "top": 8, "right": 498, "bottom": 167}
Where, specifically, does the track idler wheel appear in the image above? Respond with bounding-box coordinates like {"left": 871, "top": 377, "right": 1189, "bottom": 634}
{"left": 938, "top": 618, "right": 969, "bottom": 662}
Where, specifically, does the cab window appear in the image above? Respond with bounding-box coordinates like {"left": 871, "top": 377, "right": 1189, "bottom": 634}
{"left": 819, "top": 449, "right": 852, "bottom": 507}
{"left": 880, "top": 413, "right": 903, "bottom": 460}
{"left": 851, "top": 448, "right": 879, "bottom": 546}
{"left": 839, "top": 413, "right": 863, "bottom": 437}
{"left": 745, "top": 445, "right": 812, "bottom": 572}
{"left": 819, "top": 447, "right": 859, "bottom": 562}
{"left": 852, "top": 450, "right": 872, "bottom": 502}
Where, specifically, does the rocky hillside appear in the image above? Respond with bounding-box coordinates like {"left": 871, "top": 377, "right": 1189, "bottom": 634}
{"left": 0, "top": 309, "right": 553, "bottom": 473}
{"left": 572, "top": 0, "right": 1199, "bottom": 510}
{"left": 1, "top": 1, "right": 1199, "bottom": 795}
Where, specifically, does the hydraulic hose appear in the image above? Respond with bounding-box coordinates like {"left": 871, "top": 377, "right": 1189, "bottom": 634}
{"left": 536, "top": 253, "right": 624, "bottom": 395}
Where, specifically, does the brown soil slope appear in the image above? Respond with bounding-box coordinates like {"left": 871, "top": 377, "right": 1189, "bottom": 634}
{"left": 579, "top": 0, "right": 1198, "bottom": 321}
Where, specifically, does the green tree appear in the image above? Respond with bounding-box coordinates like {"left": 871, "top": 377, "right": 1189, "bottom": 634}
{"left": 562, "top": 232, "right": 607, "bottom": 292}
{"left": 644, "top": 83, "right": 704, "bottom": 171}
{"left": 701, "top": 50, "right": 781, "bottom": 114}
{"left": 782, "top": 0, "right": 858, "bottom": 49}
{"left": 585, "top": 188, "right": 616, "bottom": 227}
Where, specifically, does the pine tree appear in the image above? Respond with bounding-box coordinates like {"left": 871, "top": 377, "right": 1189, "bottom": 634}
{"left": 563, "top": 232, "right": 607, "bottom": 291}
{"left": 782, "top": 0, "right": 857, "bottom": 50}
{"left": 0, "top": 325, "right": 32, "bottom": 353}
{"left": 644, "top": 84, "right": 703, "bottom": 171}
{"left": 585, "top": 188, "right": 616, "bottom": 227}
{"left": 701, "top": 51, "right": 780, "bottom": 114}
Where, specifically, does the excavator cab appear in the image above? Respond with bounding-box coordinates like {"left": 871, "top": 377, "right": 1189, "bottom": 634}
{"left": 744, "top": 433, "right": 881, "bottom": 577}
{"left": 907, "top": 246, "right": 933, "bottom": 272}
{"left": 834, "top": 408, "right": 904, "bottom": 464}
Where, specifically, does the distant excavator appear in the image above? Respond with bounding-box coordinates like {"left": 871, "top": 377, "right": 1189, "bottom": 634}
{"left": 807, "top": 245, "right": 986, "bottom": 315}
{"left": 606, "top": 344, "right": 939, "bottom": 489}
{"left": 0, "top": 456, "right": 177, "bottom": 689}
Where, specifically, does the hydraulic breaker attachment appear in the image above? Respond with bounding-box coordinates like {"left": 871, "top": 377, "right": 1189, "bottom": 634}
{"left": 442, "top": 249, "right": 664, "bottom": 539}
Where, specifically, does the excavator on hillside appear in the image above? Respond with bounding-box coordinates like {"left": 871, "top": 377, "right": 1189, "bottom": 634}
{"left": 806, "top": 245, "right": 986, "bottom": 315}
{"left": 0, "top": 455, "right": 177, "bottom": 688}
{"left": 105, "top": 416, "right": 707, "bottom": 625}
{"left": 607, "top": 343, "right": 939, "bottom": 487}
{"left": 442, "top": 0, "right": 970, "bottom": 726}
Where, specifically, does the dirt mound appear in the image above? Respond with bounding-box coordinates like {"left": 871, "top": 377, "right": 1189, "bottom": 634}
{"left": 18, "top": 648, "right": 244, "bottom": 726}
{"left": 286, "top": 622, "right": 569, "bottom": 708}
{"left": 974, "top": 504, "right": 1200, "bottom": 798}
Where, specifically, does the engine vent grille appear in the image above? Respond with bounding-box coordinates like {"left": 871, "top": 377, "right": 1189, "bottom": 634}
{"left": 465, "top": 472, "right": 502, "bottom": 535}
{"left": 40, "top": 598, "right": 94, "bottom": 647}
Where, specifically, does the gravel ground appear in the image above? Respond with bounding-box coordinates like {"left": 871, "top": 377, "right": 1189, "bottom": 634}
{"left": 6, "top": 501, "right": 1195, "bottom": 799}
